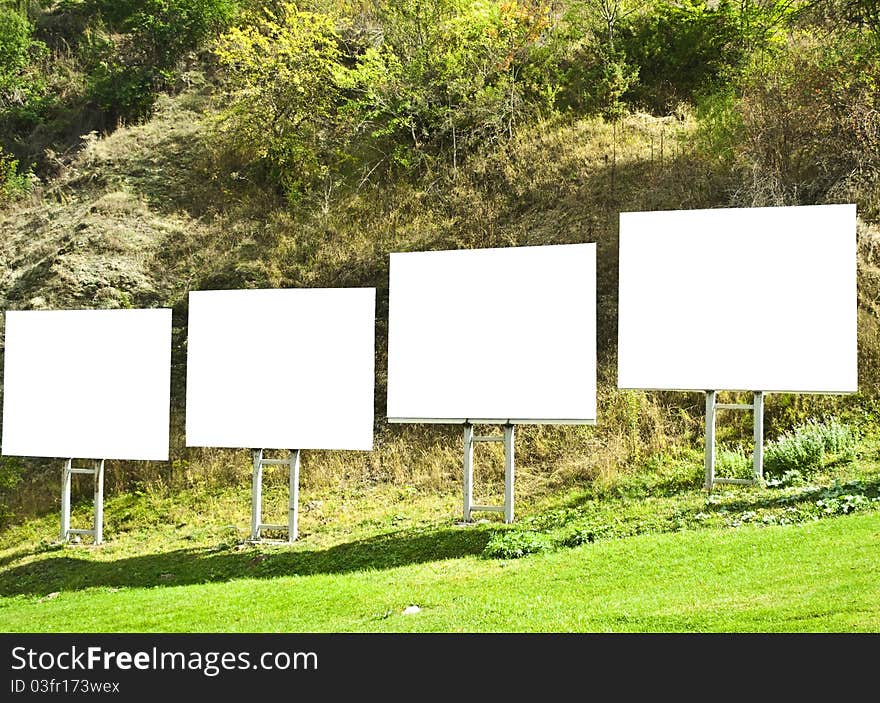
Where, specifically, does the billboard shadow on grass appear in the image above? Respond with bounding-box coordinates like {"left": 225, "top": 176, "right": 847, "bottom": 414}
{"left": 0, "top": 526, "right": 493, "bottom": 597}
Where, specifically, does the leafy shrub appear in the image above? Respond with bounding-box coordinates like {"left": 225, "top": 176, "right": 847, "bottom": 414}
{"left": 725, "top": 30, "right": 880, "bottom": 212}
{"left": 764, "top": 418, "right": 857, "bottom": 478}
{"left": 89, "top": 0, "right": 239, "bottom": 70}
{"left": 818, "top": 417, "right": 859, "bottom": 459}
{"left": 715, "top": 446, "right": 753, "bottom": 480}
{"left": 85, "top": 0, "right": 239, "bottom": 121}
{"left": 619, "top": 0, "right": 743, "bottom": 113}
{"left": 214, "top": 5, "right": 346, "bottom": 200}
{"left": 0, "top": 7, "right": 32, "bottom": 95}
{"left": 215, "top": 0, "right": 569, "bottom": 199}
{"left": 560, "top": 524, "right": 613, "bottom": 547}
{"left": 357, "top": 0, "right": 559, "bottom": 165}
{"left": 547, "top": 10, "right": 638, "bottom": 121}
{"left": 815, "top": 493, "right": 873, "bottom": 516}
{"left": 0, "top": 146, "right": 32, "bottom": 203}
{"left": 483, "top": 529, "right": 552, "bottom": 559}
{"left": 619, "top": 0, "right": 799, "bottom": 114}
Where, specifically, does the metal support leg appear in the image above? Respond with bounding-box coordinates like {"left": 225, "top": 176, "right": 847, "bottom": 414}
{"left": 61, "top": 459, "right": 72, "bottom": 542}
{"left": 704, "top": 390, "right": 716, "bottom": 490}
{"left": 61, "top": 458, "right": 104, "bottom": 544}
{"left": 753, "top": 391, "right": 764, "bottom": 482}
{"left": 251, "top": 449, "right": 263, "bottom": 541}
{"left": 463, "top": 423, "right": 474, "bottom": 522}
{"left": 503, "top": 424, "right": 515, "bottom": 524}
{"left": 706, "top": 390, "right": 766, "bottom": 489}
{"left": 288, "top": 449, "right": 301, "bottom": 542}
{"left": 93, "top": 459, "right": 105, "bottom": 545}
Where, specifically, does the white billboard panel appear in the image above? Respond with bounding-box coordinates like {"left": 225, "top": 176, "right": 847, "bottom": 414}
{"left": 617, "top": 204, "right": 857, "bottom": 393}
{"left": 185, "top": 288, "right": 375, "bottom": 450}
{"left": 2, "top": 309, "right": 172, "bottom": 460}
{"left": 387, "top": 243, "right": 597, "bottom": 423}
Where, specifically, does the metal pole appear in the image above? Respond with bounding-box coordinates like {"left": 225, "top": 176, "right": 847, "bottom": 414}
{"left": 61, "top": 459, "right": 72, "bottom": 542}
{"left": 251, "top": 449, "right": 262, "bottom": 541}
{"left": 704, "top": 391, "right": 716, "bottom": 490}
{"left": 503, "top": 424, "right": 515, "bottom": 524}
{"left": 288, "top": 449, "right": 301, "bottom": 542}
{"left": 463, "top": 423, "right": 474, "bottom": 522}
{"left": 93, "top": 459, "right": 105, "bottom": 545}
{"left": 753, "top": 391, "right": 765, "bottom": 482}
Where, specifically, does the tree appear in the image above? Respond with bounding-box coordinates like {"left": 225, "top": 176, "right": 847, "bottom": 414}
{"left": 214, "top": 4, "right": 348, "bottom": 199}
{"left": 592, "top": 0, "right": 646, "bottom": 50}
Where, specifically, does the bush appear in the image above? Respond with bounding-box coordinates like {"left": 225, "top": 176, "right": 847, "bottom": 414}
{"left": 724, "top": 30, "right": 880, "bottom": 211}
{"left": 85, "top": 0, "right": 240, "bottom": 122}
{"left": 0, "top": 7, "right": 31, "bottom": 95}
{"left": 345, "top": 0, "right": 561, "bottom": 170}
{"left": 483, "top": 529, "right": 552, "bottom": 559}
{"left": 214, "top": 5, "right": 346, "bottom": 200}
{"left": 764, "top": 418, "right": 858, "bottom": 478}
{"left": 715, "top": 446, "right": 754, "bottom": 480}
{"left": 215, "top": 0, "right": 564, "bottom": 199}
{"left": 0, "top": 146, "right": 32, "bottom": 203}
{"left": 619, "top": 0, "right": 744, "bottom": 113}
{"left": 815, "top": 493, "right": 873, "bottom": 516}
{"left": 89, "top": 0, "right": 239, "bottom": 70}
{"left": 619, "top": 0, "right": 799, "bottom": 114}
{"left": 554, "top": 42, "right": 637, "bottom": 120}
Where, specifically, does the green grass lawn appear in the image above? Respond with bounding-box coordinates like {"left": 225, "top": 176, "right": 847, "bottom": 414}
{"left": 0, "top": 510, "right": 878, "bottom": 632}
{"left": 2, "top": 429, "right": 879, "bottom": 632}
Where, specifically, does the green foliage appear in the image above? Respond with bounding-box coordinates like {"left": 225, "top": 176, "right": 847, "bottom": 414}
{"left": 348, "top": 0, "right": 560, "bottom": 167}
{"left": 214, "top": 5, "right": 346, "bottom": 199}
{"left": 815, "top": 492, "right": 873, "bottom": 516}
{"left": 0, "top": 456, "right": 24, "bottom": 525}
{"left": 764, "top": 418, "right": 858, "bottom": 478}
{"left": 714, "top": 446, "right": 753, "bottom": 479}
{"left": 813, "top": 1, "right": 880, "bottom": 47}
{"left": 483, "top": 529, "right": 552, "bottom": 558}
{"left": 0, "top": 146, "right": 31, "bottom": 202}
{"left": 692, "top": 87, "right": 743, "bottom": 167}
{"left": 619, "top": 0, "right": 739, "bottom": 112}
{"left": 619, "top": 0, "right": 798, "bottom": 113}
{"left": 213, "top": 0, "right": 567, "bottom": 198}
{"left": 726, "top": 29, "right": 880, "bottom": 210}
{"left": 0, "top": 0, "right": 240, "bottom": 180}
{"left": 90, "top": 0, "right": 238, "bottom": 68}
{"left": 554, "top": 37, "right": 638, "bottom": 120}
{"left": 0, "top": 7, "right": 31, "bottom": 95}
{"left": 85, "top": 0, "right": 240, "bottom": 121}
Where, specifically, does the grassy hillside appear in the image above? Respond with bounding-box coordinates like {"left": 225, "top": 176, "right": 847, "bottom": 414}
{"left": 1, "top": 424, "right": 878, "bottom": 631}
{"left": 2, "top": 491, "right": 878, "bottom": 632}
{"left": 2, "top": 0, "right": 880, "bottom": 633}
{"left": 5, "top": 514, "right": 879, "bottom": 632}
{"left": 3, "top": 84, "right": 880, "bottom": 525}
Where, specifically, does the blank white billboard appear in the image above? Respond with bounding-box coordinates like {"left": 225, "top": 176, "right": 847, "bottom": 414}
{"left": 2, "top": 309, "right": 172, "bottom": 460}
{"left": 185, "top": 288, "right": 375, "bottom": 450}
{"left": 387, "top": 244, "right": 597, "bottom": 423}
{"left": 617, "top": 204, "right": 857, "bottom": 393}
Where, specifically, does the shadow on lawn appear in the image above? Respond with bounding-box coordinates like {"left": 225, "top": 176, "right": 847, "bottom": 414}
{"left": 0, "top": 526, "right": 493, "bottom": 597}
